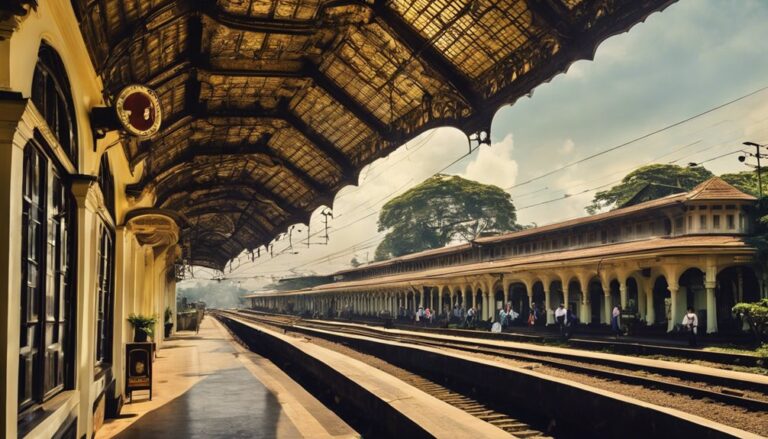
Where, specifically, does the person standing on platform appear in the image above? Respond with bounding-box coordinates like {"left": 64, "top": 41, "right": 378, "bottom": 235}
{"left": 565, "top": 307, "right": 578, "bottom": 338}
{"left": 611, "top": 305, "right": 622, "bottom": 338}
{"left": 466, "top": 306, "right": 475, "bottom": 327}
{"left": 555, "top": 303, "right": 567, "bottom": 337}
{"left": 682, "top": 307, "right": 699, "bottom": 347}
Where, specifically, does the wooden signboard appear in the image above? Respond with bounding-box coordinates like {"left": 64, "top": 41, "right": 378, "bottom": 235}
{"left": 126, "top": 342, "right": 153, "bottom": 401}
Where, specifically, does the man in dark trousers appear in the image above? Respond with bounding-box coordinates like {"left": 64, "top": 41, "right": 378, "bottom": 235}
{"left": 682, "top": 307, "right": 699, "bottom": 347}
{"left": 554, "top": 303, "right": 567, "bottom": 338}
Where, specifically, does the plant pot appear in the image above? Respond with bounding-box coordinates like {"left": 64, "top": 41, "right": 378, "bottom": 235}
{"left": 134, "top": 327, "right": 148, "bottom": 342}
{"left": 164, "top": 322, "right": 173, "bottom": 338}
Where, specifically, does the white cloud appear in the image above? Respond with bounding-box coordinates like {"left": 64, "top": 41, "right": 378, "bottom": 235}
{"left": 460, "top": 134, "right": 518, "bottom": 190}
{"left": 560, "top": 138, "right": 576, "bottom": 154}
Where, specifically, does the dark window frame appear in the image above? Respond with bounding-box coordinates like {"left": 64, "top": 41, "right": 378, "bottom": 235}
{"left": 19, "top": 41, "right": 78, "bottom": 416}
{"left": 31, "top": 43, "right": 78, "bottom": 167}
{"left": 94, "top": 225, "right": 115, "bottom": 366}
{"left": 18, "top": 139, "right": 77, "bottom": 413}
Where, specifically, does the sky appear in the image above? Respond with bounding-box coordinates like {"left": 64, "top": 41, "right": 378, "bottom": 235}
{"left": 180, "top": 0, "right": 768, "bottom": 291}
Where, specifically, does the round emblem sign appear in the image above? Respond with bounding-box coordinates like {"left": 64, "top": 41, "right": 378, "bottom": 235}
{"left": 115, "top": 85, "right": 162, "bottom": 138}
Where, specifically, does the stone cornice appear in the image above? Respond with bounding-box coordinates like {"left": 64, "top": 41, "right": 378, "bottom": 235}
{"left": 70, "top": 175, "right": 114, "bottom": 228}
{"left": 125, "top": 210, "right": 180, "bottom": 248}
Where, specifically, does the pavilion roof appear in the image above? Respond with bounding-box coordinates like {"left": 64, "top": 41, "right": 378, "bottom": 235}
{"left": 71, "top": 0, "right": 675, "bottom": 269}
{"left": 258, "top": 235, "right": 753, "bottom": 296}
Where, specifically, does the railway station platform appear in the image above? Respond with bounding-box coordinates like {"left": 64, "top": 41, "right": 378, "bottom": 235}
{"left": 96, "top": 318, "right": 357, "bottom": 439}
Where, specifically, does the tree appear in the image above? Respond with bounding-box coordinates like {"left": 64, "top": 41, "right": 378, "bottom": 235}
{"left": 733, "top": 299, "right": 768, "bottom": 344}
{"left": 586, "top": 164, "right": 713, "bottom": 214}
{"left": 374, "top": 174, "right": 520, "bottom": 261}
{"left": 720, "top": 170, "right": 761, "bottom": 197}
{"left": 350, "top": 256, "right": 362, "bottom": 268}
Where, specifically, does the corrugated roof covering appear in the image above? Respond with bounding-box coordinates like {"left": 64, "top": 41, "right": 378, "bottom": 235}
{"left": 71, "top": 0, "right": 676, "bottom": 269}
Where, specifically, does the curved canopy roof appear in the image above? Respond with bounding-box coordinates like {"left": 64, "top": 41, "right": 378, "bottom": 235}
{"left": 72, "top": 0, "right": 674, "bottom": 269}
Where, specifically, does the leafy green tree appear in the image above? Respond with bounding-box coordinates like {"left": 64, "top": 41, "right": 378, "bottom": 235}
{"left": 733, "top": 298, "right": 768, "bottom": 344}
{"left": 720, "top": 171, "right": 761, "bottom": 197}
{"left": 587, "top": 164, "right": 713, "bottom": 214}
{"left": 746, "top": 196, "right": 768, "bottom": 282}
{"left": 374, "top": 174, "right": 520, "bottom": 260}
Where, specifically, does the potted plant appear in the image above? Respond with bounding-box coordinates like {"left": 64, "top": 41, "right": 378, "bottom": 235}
{"left": 128, "top": 314, "right": 157, "bottom": 342}
{"left": 164, "top": 307, "right": 173, "bottom": 338}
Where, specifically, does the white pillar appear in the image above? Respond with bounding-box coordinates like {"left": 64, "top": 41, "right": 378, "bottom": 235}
{"left": 579, "top": 282, "right": 590, "bottom": 323}
{"left": 603, "top": 291, "right": 611, "bottom": 325}
{"left": 706, "top": 283, "right": 718, "bottom": 334}
{"left": 668, "top": 285, "right": 680, "bottom": 332}
{"left": 544, "top": 286, "right": 553, "bottom": 325}
{"left": 645, "top": 282, "right": 655, "bottom": 325}
{"left": 638, "top": 281, "right": 647, "bottom": 321}
{"left": 485, "top": 290, "right": 493, "bottom": 321}
{"left": 619, "top": 281, "right": 628, "bottom": 309}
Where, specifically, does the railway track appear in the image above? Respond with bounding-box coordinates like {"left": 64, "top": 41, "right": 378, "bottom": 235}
{"left": 247, "top": 309, "right": 761, "bottom": 367}
{"left": 230, "top": 309, "right": 768, "bottom": 413}
{"left": 369, "top": 358, "right": 551, "bottom": 437}
{"left": 214, "top": 310, "right": 553, "bottom": 438}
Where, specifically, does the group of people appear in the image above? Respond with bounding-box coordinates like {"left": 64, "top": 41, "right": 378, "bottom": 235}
{"left": 404, "top": 301, "right": 553, "bottom": 329}
{"left": 398, "top": 301, "right": 701, "bottom": 346}
{"left": 408, "top": 304, "right": 482, "bottom": 327}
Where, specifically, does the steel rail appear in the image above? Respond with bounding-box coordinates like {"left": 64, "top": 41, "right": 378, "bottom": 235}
{"left": 228, "top": 310, "right": 768, "bottom": 412}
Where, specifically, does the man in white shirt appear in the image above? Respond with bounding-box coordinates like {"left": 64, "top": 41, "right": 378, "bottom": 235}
{"left": 554, "top": 304, "right": 567, "bottom": 337}
{"left": 682, "top": 307, "right": 699, "bottom": 347}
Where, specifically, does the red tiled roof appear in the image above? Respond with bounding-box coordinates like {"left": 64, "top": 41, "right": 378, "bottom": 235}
{"left": 686, "top": 177, "right": 757, "bottom": 201}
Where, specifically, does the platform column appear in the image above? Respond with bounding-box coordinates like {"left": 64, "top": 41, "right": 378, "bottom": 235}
{"left": 603, "top": 280, "right": 611, "bottom": 324}
{"left": 705, "top": 262, "right": 718, "bottom": 334}
{"left": 619, "top": 281, "right": 628, "bottom": 309}
{"left": 419, "top": 288, "right": 425, "bottom": 309}
{"left": 645, "top": 282, "right": 655, "bottom": 325}
{"left": 544, "top": 285, "right": 553, "bottom": 325}
{"left": 484, "top": 283, "right": 493, "bottom": 321}
{"left": 580, "top": 294, "right": 590, "bottom": 324}
{"left": 705, "top": 282, "right": 717, "bottom": 334}
{"left": 637, "top": 279, "right": 647, "bottom": 322}
{"left": 667, "top": 284, "right": 680, "bottom": 332}
{"left": 429, "top": 288, "right": 440, "bottom": 312}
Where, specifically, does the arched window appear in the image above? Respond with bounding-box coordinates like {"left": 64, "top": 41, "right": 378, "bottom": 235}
{"left": 31, "top": 42, "right": 78, "bottom": 167}
{"left": 19, "top": 43, "right": 78, "bottom": 413}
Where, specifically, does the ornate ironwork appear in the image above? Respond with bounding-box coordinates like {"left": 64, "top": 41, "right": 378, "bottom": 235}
{"left": 70, "top": 0, "right": 675, "bottom": 269}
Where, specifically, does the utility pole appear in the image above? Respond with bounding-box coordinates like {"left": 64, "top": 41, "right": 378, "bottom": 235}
{"left": 741, "top": 142, "right": 766, "bottom": 198}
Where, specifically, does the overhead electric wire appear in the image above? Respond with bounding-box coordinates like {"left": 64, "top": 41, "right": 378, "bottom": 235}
{"left": 196, "top": 85, "right": 768, "bottom": 281}
{"left": 505, "top": 84, "right": 768, "bottom": 190}
{"left": 516, "top": 140, "right": 766, "bottom": 212}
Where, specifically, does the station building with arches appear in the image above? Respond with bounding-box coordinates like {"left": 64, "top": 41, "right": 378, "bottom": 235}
{"left": 249, "top": 177, "right": 765, "bottom": 335}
